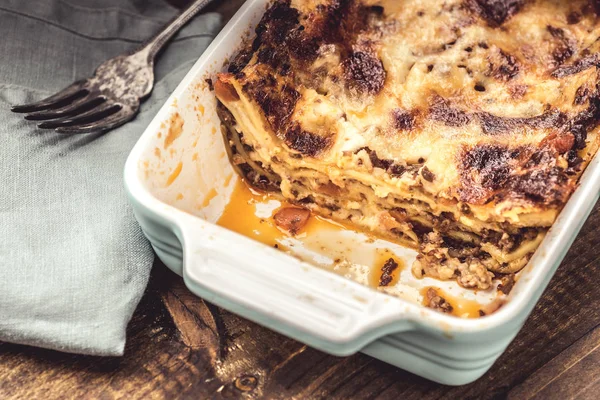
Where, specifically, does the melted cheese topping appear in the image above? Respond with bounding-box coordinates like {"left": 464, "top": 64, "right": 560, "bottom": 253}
{"left": 220, "top": 0, "right": 600, "bottom": 219}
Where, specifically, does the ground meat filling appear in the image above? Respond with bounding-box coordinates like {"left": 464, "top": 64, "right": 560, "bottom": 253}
{"left": 379, "top": 258, "right": 399, "bottom": 286}
{"left": 413, "top": 232, "right": 495, "bottom": 290}
{"left": 424, "top": 288, "right": 454, "bottom": 314}
{"left": 497, "top": 273, "right": 516, "bottom": 294}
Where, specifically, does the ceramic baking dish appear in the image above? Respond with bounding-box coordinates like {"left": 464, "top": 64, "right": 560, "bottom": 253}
{"left": 124, "top": 0, "right": 600, "bottom": 385}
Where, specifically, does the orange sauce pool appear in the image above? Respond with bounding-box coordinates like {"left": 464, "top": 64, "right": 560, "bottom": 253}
{"left": 421, "top": 287, "right": 484, "bottom": 319}
{"left": 217, "top": 180, "right": 407, "bottom": 286}
{"left": 217, "top": 179, "right": 497, "bottom": 319}
{"left": 216, "top": 180, "right": 283, "bottom": 247}
{"left": 216, "top": 179, "right": 350, "bottom": 248}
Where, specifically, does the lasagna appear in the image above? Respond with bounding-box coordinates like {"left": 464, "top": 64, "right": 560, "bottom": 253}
{"left": 214, "top": 0, "right": 600, "bottom": 290}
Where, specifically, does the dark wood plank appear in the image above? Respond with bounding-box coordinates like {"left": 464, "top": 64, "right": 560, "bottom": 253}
{"left": 509, "top": 326, "right": 600, "bottom": 399}
{"left": 1, "top": 1, "right": 599, "bottom": 399}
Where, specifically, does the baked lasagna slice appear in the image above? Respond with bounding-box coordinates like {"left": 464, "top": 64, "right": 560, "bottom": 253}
{"left": 215, "top": 0, "right": 600, "bottom": 290}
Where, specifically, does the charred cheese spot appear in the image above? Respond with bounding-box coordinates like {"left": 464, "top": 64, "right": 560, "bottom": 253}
{"left": 251, "top": 1, "right": 302, "bottom": 73}
{"left": 477, "top": 110, "right": 567, "bottom": 135}
{"left": 569, "top": 93, "right": 600, "bottom": 150}
{"left": 286, "top": 28, "right": 321, "bottom": 62}
{"left": 427, "top": 98, "right": 567, "bottom": 136}
{"left": 509, "top": 167, "right": 571, "bottom": 204}
{"left": 392, "top": 108, "right": 416, "bottom": 131}
{"left": 468, "top": 0, "right": 525, "bottom": 27}
{"left": 243, "top": 75, "right": 300, "bottom": 133}
{"left": 303, "top": 0, "right": 374, "bottom": 47}
{"left": 460, "top": 145, "right": 516, "bottom": 204}
{"left": 459, "top": 144, "right": 575, "bottom": 205}
{"left": 429, "top": 97, "right": 471, "bottom": 127}
{"left": 227, "top": 41, "right": 256, "bottom": 75}
{"left": 256, "top": 1, "right": 300, "bottom": 47}
{"left": 547, "top": 26, "right": 576, "bottom": 66}
{"left": 552, "top": 54, "right": 600, "bottom": 78}
{"left": 508, "top": 84, "right": 528, "bottom": 99}
{"left": 253, "top": 0, "right": 379, "bottom": 68}
{"left": 567, "top": 12, "right": 582, "bottom": 25}
{"left": 284, "top": 124, "right": 332, "bottom": 156}
{"left": 574, "top": 85, "right": 591, "bottom": 105}
{"left": 342, "top": 51, "right": 386, "bottom": 95}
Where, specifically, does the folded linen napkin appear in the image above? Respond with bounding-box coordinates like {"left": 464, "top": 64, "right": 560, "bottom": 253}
{"left": 0, "top": 0, "right": 221, "bottom": 356}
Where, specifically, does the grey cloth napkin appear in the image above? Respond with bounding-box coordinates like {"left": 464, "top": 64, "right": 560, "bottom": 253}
{"left": 0, "top": 0, "right": 221, "bottom": 356}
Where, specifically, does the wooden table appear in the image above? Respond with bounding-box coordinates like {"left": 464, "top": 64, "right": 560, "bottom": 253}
{"left": 2, "top": 1, "right": 600, "bottom": 398}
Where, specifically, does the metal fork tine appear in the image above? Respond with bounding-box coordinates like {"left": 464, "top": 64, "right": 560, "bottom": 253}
{"left": 38, "top": 103, "right": 122, "bottom": 130}
{"left": 11, "top": 0, "right": 217, "bottom": 135}
{"left": 24, "top": 95, "right": 105, "bottom": 121}
{"left": 11, "top": 81, "right": 88, "bottom": 113}
{"left": 55, "top": 108, "right": 135, "bottom": 134}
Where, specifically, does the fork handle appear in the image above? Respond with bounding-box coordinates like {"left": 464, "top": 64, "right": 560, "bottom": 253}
{"left": 138, "top": 0, "right": 215, "bottom": 62}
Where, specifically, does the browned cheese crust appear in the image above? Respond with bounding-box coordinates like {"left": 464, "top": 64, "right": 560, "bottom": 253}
{"left": 215, "top": 0, "right": 600, "bottom": 290}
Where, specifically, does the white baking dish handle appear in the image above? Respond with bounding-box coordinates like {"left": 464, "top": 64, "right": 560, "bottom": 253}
{"left": 177, "top": 219, "right": 414, "bottom": 355}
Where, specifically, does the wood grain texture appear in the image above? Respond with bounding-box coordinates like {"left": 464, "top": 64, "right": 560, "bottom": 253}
{"left": 1, "top": 1, "right": 599, "bottom": 399}
{"left": 509, "top": 327, "right": 600, "bottom": 400}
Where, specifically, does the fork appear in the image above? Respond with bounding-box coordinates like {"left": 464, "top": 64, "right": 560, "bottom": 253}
{"left": 11, "top": 0, "right": 214, "bottom": 134}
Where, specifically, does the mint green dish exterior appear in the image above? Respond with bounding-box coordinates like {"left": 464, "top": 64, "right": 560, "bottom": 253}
{"left": 125, "top": 0, "right": 600, "bottom": 386}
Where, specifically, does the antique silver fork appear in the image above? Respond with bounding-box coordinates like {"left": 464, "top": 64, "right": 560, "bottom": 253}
{"left": 11, "top": 0, "right": 214, "bottom": 134}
